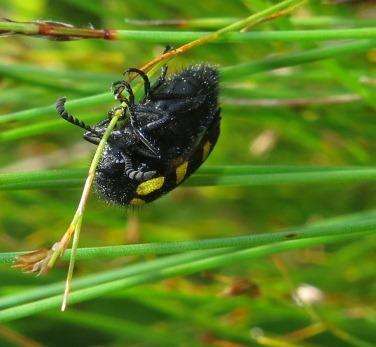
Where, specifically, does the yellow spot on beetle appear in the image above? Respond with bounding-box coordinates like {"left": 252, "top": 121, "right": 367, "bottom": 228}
{"left": 136, "top": 176, "right": 165, "bottom": 196}
{"left": 130, "top": 198, "right": 146, "bottom": 206}
{"left": 202, "top": 141, "right": 212, "bottom": 161}
{"left": 176, "top": 161, "right": 189, "bottom": 184}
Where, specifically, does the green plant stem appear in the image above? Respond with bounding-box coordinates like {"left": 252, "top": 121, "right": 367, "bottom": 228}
{"left": 0, "top": 232, "right": 371, "bottom": 323}
{"left": 185, "top": 167, "right": 376, "bottom": 187}
{"left": 0, "top": 19, "right": 117, "bottom": 39}
{"left": 56, "top": 111, "right": 122, "bottom": 310}
{"left": 61, "top": 217, "right": 82, "bottom": 311}
{"left": 138, "top": 0, "right": 306, "bottom": 74}
{"left": 0, "top": 251, "right": 226, "bottom": 309}
{"left": 221, "top": 39, "right": 376, "bottom": 80}
{"left": 123, "top": 16, "right": 376, "bottom": 29}
{"left": 1, "top": 166, "right": 376, "bottom": 191}
{"left": 1, "top": 39, "right": 373, "bottom": 127}
{"left": 1, "top": 215, "right": 375, "bottom": 265}
{"left": 3, "top": 22, "right": 375, "bottom": 42}
{"left": 0, "top": 165, "right": 369, "bottom": 186}
{"left": 1, "top": 209, "right": 373, "bottom": 309}
{"left": 115, "top": 28, "right": 376, "bottom": 43}
{"left": 0, "top": 0, "right": 305, "bottom": 68}
{"left": 5, "top": 4, "right": 376, "bottom": 41}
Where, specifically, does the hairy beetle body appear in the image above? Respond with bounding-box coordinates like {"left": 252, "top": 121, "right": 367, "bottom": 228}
{"left": 56, "top": 64, "right": 221, "bottom": 206}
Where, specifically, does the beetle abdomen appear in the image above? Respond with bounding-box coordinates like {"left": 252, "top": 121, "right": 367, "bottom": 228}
{"left": 94, "top": 113, "right": 220, "bottom": 206}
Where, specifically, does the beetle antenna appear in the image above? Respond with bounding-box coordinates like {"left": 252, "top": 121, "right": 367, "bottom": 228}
{"left": 56, "top": 97, "right": 101, "bottom": 136}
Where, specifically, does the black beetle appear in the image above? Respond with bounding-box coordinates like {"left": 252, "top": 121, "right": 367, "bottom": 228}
{"left": 56, "top": 63, "right": 221, "bottom": 206}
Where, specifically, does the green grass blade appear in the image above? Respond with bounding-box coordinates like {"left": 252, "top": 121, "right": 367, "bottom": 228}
{"left": 123, "top": 16, "right": 376, "bottom": 29}
{"left": 0, "top": 251, "right": 221, "bottom": 309}
{"left": 1, "top": 166, "right": 376, "bottom": 191}
{"left": 115, "top": 28, "right": 376, "bottom": 43}
{"left": 221, "top": 40, "right": 376, "bottom": 80}
{"left": 1, "top": 40, "right": 373, "bottom": 127}
{"left": 0, "top": 210, "right": 374, "bottom": 309}
{"left": 0, "top": 232, "right": 372, "bottom": 323}
{"left": 1, "top": 212, "right": 375, "bottom": 264}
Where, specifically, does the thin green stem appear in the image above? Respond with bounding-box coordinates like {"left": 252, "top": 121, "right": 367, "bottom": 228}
{"left": 215, "top": 0, "right": 305, "bottom": 35}
{"left": 221, "top": 39, "right": 376, "bottom": 80}
{"left": 0, "top": 24, "right": 376, "bottom": 44}
{"left": 0, "top": 232, "right": 371, "bottom": 323}
{"left": 10, "top": 4, "right": 375, "bottom": 44}
{"left": 138, "top": 0, "right": 306, "bottom": 73}
{"left": 186, "top": 167, "right": 376, "bottom": 187}
{"left": 1, "top": 215, "right": 374, "bottom": 265}
{"left": 61, "top": 216, "right": 82, "bottom": 311}
{"left": 0, "top": 21, "right": 38, "bottom": 34}
{"left": 123, "top": 16, "right": 376, "bottom": 29}
{"left": 1, "top": 209, "right": 373, "bottom": 309}
{"left": 114, "top": 28, "right": 376, "bottom": 44}
{"left": 54, "top": 112, "right": 122, "bottom": 307}
{"left": 1, "top": 166, "right": 376, "bottom": 191}
{"left": 0, "top": 251, "right": 226, "bottom": 310}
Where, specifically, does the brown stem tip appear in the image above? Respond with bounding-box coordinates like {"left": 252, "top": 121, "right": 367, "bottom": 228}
{"left": 1, "top": 18, "right": 117, "bottom": 41}
{"left": 13, "top": 248, "right": 54, "bottom": 275}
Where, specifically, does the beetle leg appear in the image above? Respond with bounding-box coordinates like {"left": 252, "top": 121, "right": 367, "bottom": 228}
{"left": 135, "top": 130, "right": 161, "bottom": 158}
{"left": 83, "top": 132, "right": 101, "bottom": 145}
{"left": 140, "top": 113, "right": 173, "bottom": 132}
{"left": 127, "top": 107, "right": 161, "bottom": 159}
{"left": 111, "top": 80, "right": 125, "bottom": 101}
{"left": 134, "top": 128, "right": 161, "bottom": 158}
{"left": 123, "top": 68, "right": 151, "bottom": 98}
{"left": 127, "top": 107, "right": 171, "bottom": 155}
{"left": 111, "top": 82, "right": 153, "bottom": 156}
{"left": 111, "top": 81, "right": 139, "bottom": 131}
{"left": 121, "top": 153, "right": 156, "bottom": 181}
{"left": 133, "top": 145, "right": 161, "bottom": 159}
{"left": 111, "top": 80, "right": 135, "bottom": 107}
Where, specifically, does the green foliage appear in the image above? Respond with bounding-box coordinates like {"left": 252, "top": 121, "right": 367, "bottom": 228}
{"left": 0, "top": 0, "right": 375, "bottom": 346}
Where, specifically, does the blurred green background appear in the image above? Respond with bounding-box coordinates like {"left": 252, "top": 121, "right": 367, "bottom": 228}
{"left": 0, "top": 0, "right": 375, "bottom": 346}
